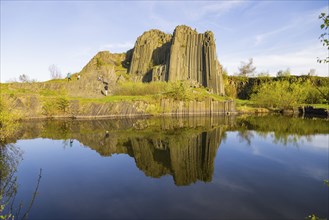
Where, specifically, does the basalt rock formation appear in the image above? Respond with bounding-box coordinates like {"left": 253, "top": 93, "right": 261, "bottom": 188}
{"left": 128, "top": 29, "right": 172, "bottom": 81}
{"left": 128, "top": 25, "right": 224, "bottom": 94}
{"left": 78, "top": 25, "right": 225, "bottom": 95}
{"left": 168, "top": 26, "right": 224, "bottom": 95}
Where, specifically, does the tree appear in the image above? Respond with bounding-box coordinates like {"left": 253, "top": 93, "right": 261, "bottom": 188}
{"left": 18, "top": 74, "right": 30, "bottom": 83}
{"left": 277, "top": 68, "right": 291, "bottom": 77}
{"left": 308, "top": 68, "right": 316, "bottom": 76}
{"left": 257, "top": 71, "right": 270, "bottom": 77}
{"left": 250, "top": 79, "right": 310, "bottom": 110}
{"left": 49, "top": 64, "right": 62, "bottom": 79}
{"left": 238, "top": 58, "right": 256, "bottom": 76}
{"left": 317, "top": 12, "right": 329, "bottom": 63}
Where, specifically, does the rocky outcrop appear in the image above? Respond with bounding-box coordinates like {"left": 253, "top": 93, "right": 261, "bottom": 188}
{"left": 71, "top": 25, "right": 224, "bottom": 95}
{"left": 80, "top": 51, "right": 125, "bottom": 74}
{"left": 128, "top": 25, "right": 225, "bottom": 95}
{"left": 75, "top": 51, "right": 126, "bottom": 97}
{"left": 60, "top": 25, "right": 226, "bottom": 96}
{"left": 128, "top": 29, "right": 172, "bottom": 82}
{"left": 168, "top": 26, "right": 224, "bottom": 95}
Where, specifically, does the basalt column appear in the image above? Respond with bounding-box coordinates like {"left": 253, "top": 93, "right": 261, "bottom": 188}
{"left": 168, "top": 25, "right": 224, "bottom": 95}
{"left": 129, "top": 29, "right": 172, "bottom": 82}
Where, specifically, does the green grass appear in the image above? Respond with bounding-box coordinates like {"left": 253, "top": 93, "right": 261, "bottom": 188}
{"left": 46, "top": 78, "right": 67, "bottom": 83}
{"left": 235, "top": 99, "right": 271, "bottom": 113}
{"left": 235, "top": 98, "right": 329, "bottom": 109}
{"left": 235, "top": 98, "right": 329, "bottom": 113}
{"left": 235, "top": 99, "right": 255, "bottom": 106}
{"left": 39, "top": 89, "right": 64, "bottom": 96}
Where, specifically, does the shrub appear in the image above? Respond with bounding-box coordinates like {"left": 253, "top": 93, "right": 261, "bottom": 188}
{"left": 0, "top": 98, "right": 21, "bottom": 142}
{"left": 250, "top": 79, "right": 310, "bottom": 110}
{"left": 42, "top": 96, "right": 70, "bottom": 116}
{"left": 42, "top": 100, "right": 57, "bottom": 116}
{"left": 113, "top": 81, "right": 219, "bottom": 101}
{"left": 164, "top": 81, "right": 194, "bottom": 101}
{"left": 113, "top": 81, "right": 168, "bottom": 96}
{"left": 56, "top": 97, "right": 70, "bottom": 113}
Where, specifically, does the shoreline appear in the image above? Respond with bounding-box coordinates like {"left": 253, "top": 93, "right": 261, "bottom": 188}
{"left": 20, "top": 111, "right": 239, "bottom": 121}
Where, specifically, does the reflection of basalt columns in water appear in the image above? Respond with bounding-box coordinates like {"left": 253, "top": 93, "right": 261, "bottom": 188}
{"left": 169, "top": 128, "right": 223, "bottom": 186}
{"left": 128, "top": 127, "right": 224, "bottom": 186}
{"left": 10, "top": 117, "right": 231, "bottom": 186}
{"left": 129, "top": 138, "right": 171, "bottom": 178}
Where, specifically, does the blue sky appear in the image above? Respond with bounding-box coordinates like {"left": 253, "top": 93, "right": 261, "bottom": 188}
{"left": 1, "top": 0, "right": 328, "bottom": 82}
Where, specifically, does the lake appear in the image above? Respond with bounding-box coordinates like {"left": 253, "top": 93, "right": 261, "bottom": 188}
{"left": 1, "top": 115, "right": 328, "bottom": 219}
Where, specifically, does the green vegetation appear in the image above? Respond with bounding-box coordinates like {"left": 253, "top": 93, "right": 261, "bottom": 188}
{"left": 225, "top": 75, "right": 329, "bottom": 111}
{"left": 234, "top": 115, "right": 329, "bottom": 145}
{"left": 113, "top": 81, "right": 168, "bottom": 96}
{"left": 0, "top": 97, "right": 21, "bottom": 142}
{"left": 42, "top": 96, "right": 70, "bottom": 116}
{"left": 250, "top": 79, "right": 310, "bottom": 110}
{"left": 234, "top": 99, "right": 270, "bottom": 113}
{"left": 318, "top": 12, "right": 329, "bottom": 63}
{"left": 113, "top": 81, "right": 228, "bottom": 102}
{"left": 305, "top": 214, "right": 327, "bottom": 220}
{"left": 0, "top": 78, "right": 231, "bottom": 119}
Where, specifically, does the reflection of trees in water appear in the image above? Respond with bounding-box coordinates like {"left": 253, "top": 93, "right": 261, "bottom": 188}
{"left": 7, "top": 117, "right": 232, "bottom": 186}
{"left": 0, "top": 144, "right": 42, "bottom": 219}
{"left": 3, "top": 115, "right": 328, "bottom": 186}
{"left": 234, "top": 115, "right": 328, "bottom": 146}
{"left": 237, "top": 130, "right": 254, "bottom": 145}
{"left": 1, "top": 144, "right": 22, "bottom": 207}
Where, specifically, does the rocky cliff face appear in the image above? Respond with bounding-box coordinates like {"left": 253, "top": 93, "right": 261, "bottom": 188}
{"left": 69, "top": 51, "right": 126, "bottom": 97}
{"left": 128, "top": 25, "right": 225, "bottom": 95}
{"left": 168, "top": 26, "right": 224, "bottom": 95}
{"left": 129, "top": 29, "right": 172, "bottom": 82}
{"left": 75, "top": 25, "right": 224, "bottom": 95}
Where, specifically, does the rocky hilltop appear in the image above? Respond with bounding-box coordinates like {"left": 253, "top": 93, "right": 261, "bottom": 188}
{"left": 79, "top": 25, "right": 225, "bottom": 95}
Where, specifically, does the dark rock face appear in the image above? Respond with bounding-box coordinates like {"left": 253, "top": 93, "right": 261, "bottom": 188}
{"left": 128, "top": 25, "right": 225, "bottom": 95}
{"left": 129, "top": 30, "right": 172, "bottom": 82}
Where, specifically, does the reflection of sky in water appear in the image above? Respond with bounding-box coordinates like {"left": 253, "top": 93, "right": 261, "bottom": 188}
{"left": 9, "top": 130, "right": 329, "bottom": 219}
{"left": 222, "top": 131, "right": 328, "bottom": 181}
{"left": 214, "top": 131, "right": 328, "bottom": 219}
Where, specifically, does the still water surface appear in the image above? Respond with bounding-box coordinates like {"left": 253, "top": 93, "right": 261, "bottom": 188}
{"left": 2, "top": 115, "right": 329, "bottom": 219}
